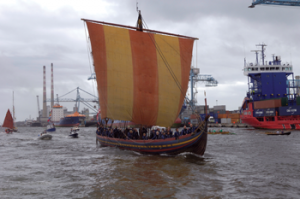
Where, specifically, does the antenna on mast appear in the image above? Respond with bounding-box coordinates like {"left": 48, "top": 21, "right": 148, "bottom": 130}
{"left": 251, "top": 50, "right": 261, "bottom": 65}
{"left": 256, "top": 43, "right": 267, "bottom": 65}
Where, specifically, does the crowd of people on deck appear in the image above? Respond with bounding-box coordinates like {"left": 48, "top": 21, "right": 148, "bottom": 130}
{"left": 96, "top": 124, "right": 199, "bottom": 140}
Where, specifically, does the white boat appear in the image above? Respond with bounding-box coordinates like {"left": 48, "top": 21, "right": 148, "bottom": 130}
{"left": 69, "top": 126, "right": 79, "bottom": 138}
{"left": 38, "top": 132, "right": 52, "bottom": 140}
{"left": 69, "top": 131, "right": 79, "bottom": 138}
{"left": 71, "top": 126, "right": 80, "bottom": 131}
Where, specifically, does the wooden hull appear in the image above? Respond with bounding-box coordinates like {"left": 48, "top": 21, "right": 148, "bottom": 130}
{"left": 96, "top": 121, "right": 207, "bottom": 156}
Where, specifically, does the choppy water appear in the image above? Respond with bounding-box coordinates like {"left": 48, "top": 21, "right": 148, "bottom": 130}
{"left": 0, "top": 127, "right": 300, "bottom": 199}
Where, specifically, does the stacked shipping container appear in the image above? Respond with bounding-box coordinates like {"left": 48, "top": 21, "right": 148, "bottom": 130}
{"left": 218, "top": 113, "right": 241, "bottom": 123}
{"left": 252, "top": 98, "right": 300, "bottom": 117}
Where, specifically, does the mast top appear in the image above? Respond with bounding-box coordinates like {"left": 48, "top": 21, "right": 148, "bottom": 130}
{"left": 136, "top": 10, "right": 143, "bottom": 31}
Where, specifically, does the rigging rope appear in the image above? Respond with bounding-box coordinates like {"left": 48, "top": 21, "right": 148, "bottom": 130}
{"left": 142, "top": 18, "right": 193, "bottom": 105}
{"left": 83, "top": 21, "right": 96, "bottom": 97}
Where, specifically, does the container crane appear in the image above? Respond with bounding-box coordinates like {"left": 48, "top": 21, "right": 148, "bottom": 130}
{"left": 189, "top": 68, "right": 218, "bottom": 111}
{"left": 249, "top": 0, "right": 300, "bottom": 8}
{"left": 46, "top": 87, "right": 99, "bottom": 114}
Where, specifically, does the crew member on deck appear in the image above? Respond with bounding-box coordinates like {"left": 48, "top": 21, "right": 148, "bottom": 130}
{"left": 174, "top": 128, "right": 180, "bottom": 140}
{"left": 150, "top": 129, "right": 156, "bottom": 139}
{"left": 188, "top": 124, "right": 196, "bottom": 134}
{"left": 127, "top": 130, "right": 133, "bottom": 139}
{"left": 161, "top": 131, "right": 166, "bottom": 139}
{"left": 108, "top": 129, "right": 114, "bottom": 137}
{"left": 181, "top": 125, "right": 187, "bottom": 135}
{"left": 152, "top": 131, "right": 160, "bottom": 140}
{"left": 142, "top": 133, "right": 148, "bottom": 140}
{"left": 167, "top": 127, "right": 173, "bottom": 137}
{"left": 133, "top": 128, "right": 139, "bottom": 140}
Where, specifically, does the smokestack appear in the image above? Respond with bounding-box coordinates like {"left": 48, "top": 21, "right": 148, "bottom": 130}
{"left": 51, "top": 63, "right": 54, "bottom": 109}
{"left": 42, "top": 66, "right": 47, "bottom": 118}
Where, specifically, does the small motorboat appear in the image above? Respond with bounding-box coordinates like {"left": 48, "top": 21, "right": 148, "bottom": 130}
{"left": 69, "top": 131, "right": 78, "bottom": 138}
{"left": 68, "top": 126, "right": 79, "bottom": 138}
{"left": 266, "top": 131, "right": 291, "bottom": 136}
{"left": 38, "top": 131, "right": 52, "bottom": 140}
{"left": 72, "top": 126, "right": 80, "bottom": 132}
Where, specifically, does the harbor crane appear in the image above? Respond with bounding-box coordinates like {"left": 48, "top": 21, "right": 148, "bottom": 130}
{"left": 249, "top": 0, "right": 300, "bottom": 8}
{"left": 45, "top": 87, "right": 99, "bottom": 114}
{"left": 189, "top": 68, "right": 218, "bottom": 111}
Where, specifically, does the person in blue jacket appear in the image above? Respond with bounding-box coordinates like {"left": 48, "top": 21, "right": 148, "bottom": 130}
{"left": 133, "top": 128, "right": 139, "bottom": 140}
{"left": 103, "top": 128, "right": 109, "bottom": 136}
{"left": 188, "top": 124, "right": 196, "bottom": 134}
{"left": 152, "top": 131, "right": 160, "bottom": 140}
{"left": 180, "top": 125, "right": 188, "bottom": 135}
{"left": 161, "top": 131, "right": 166, "bottom": 139}
{"left": 142, "top": 133, "right": 148, "bottom": 140}
{"left": 174, "top": 128, "right": 180, "bottom": 140}
{"left": 127, "top": 130, "right": 133, "bottom": 139}
{"left": 108, "top": 129, "right": 114, "bottom": 137}
{"left": 167, "top": 127, "right": 173, "bottom": 137}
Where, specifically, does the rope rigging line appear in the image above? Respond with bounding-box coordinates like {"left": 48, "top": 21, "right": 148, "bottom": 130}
{"left": 142, "top": 18, "right": 193, "bottom": 104}
{"left": 146, "top": 32, "right": 189, "bottom": 102}
{"left": 83, "top": 21, "right": 96, "bottom": 97}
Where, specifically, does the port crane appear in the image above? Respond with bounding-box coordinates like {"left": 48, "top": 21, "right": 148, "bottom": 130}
{"left": 189, "top": 68, "right": 218, "bottom": 110}
{"left": 249, "top": 0, "right": 300, "bottom": 8}
{"left": 45, "top": 87, "right": 99, "bottom": 114}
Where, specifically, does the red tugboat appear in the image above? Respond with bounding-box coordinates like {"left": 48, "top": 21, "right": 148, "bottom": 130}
{"left": 240, "top": 44, "right": 300, "bottom": 130}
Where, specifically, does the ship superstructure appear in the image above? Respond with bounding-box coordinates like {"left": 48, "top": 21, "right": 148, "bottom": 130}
{"left": 240, "top": 44, "right": 300, "bottom": 129}
{"left": 52, "top": 104, "right": 64, "bottom": 123}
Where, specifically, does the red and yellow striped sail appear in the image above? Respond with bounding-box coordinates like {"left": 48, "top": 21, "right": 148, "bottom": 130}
{"left": 86, "top": 21, "right": 195, "bottom": 127}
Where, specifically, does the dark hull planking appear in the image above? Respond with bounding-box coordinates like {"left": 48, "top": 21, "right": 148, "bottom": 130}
{"left": 96, "top": 121, "right": 207, "bottom": 156}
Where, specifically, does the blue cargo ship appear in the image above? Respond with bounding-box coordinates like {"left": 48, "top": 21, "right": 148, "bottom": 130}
{"left": 240, "top": 44, "right": 300, "bottom": 129}
{"left": 55, "top": 112, "right": 86, "bottom": 127}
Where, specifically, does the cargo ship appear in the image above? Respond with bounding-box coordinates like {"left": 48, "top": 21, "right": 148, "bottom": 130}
{"left": 240, "top": 44, "right": 300, "bottom": 130}
{"left": 55, "top": 112, "right": 86, "bottom": 127}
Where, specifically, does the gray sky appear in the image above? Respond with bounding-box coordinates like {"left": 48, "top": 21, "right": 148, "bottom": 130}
{"left": 1, "top": 0, "right": 300, "bottom": 122}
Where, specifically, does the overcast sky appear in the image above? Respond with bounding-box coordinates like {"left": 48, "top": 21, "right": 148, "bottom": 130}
{"left": 1, "top": 0, "right": 300, "bottom": 122}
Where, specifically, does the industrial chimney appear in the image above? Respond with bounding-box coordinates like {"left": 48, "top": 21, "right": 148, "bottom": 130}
{"left": 51, "top": 63, "right": 54, "bottom": 109}
{"left": 42, "top": 65, "right": 47, "bottom": 118}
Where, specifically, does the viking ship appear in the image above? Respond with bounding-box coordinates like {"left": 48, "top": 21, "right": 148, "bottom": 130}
{"left": 82, "top": 11, "right": 208, "bottom": 155}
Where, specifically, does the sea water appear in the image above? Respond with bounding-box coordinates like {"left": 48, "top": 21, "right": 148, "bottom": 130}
{"left": 0, "top": 127, "right": 299, "bottom": 198}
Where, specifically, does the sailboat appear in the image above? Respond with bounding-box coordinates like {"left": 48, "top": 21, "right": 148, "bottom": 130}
{"left": 2, "top": 109, "right": 14, "bottom": 134}
{"left": 46, "top": 110, "right": 56, "bottom": 132}
{"left": 82, "top": 11, "right": 208, "bottom": 156}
